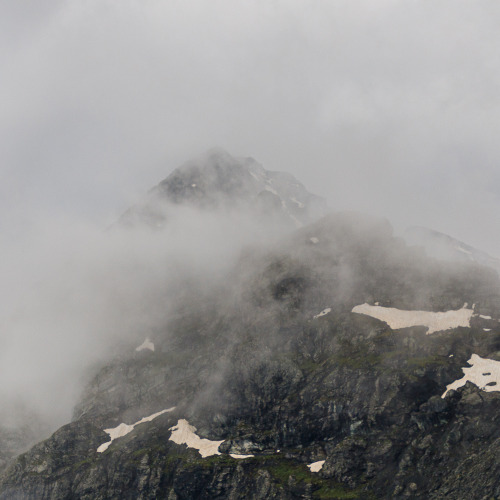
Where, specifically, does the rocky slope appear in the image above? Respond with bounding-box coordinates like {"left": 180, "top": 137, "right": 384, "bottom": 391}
{"left": 1, "top": 155, "right": 500, "bottom": 499}
{"left": 0, "top": 404, "right": 49, "bottom": 472}
{"left": 404, "top": 225, "right": 500, "bottom": 275}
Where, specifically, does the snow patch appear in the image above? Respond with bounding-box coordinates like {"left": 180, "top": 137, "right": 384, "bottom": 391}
{"left": 169, "top": 419, "right": 224, "bottom": 458}
{"left": 290, "top": 197, "right": 305, "bottom": 208}
{"left": 308, "top": 460, "right": 325, "bottom": 472}
{"left": 310, "top": 237, "right": 319, "bottom": 244}
{"left": 479, "top": 315, "right": 492, "bottom": 320}
{"left": 442, "top": 354, "right": 500, "bottom": 397}
{"left": 484, "top": 328, "right": 492, "bottom": 332}
{"left": 97, "top": 407, "right": 175, "bottom": 452}
{"left": 97, "top": 424, "right": 134, "bottom": 452}
{"left": 249, "top": 171, "right": 261, "bottom": 182}
{"left": 282, "top": 207, "right": 302, "bottom": 228}
{"left": 230, "top": 454, "right": 254, "bottom": 459}
{"left": 456, "top": 246, "right": 473, "bottom": 256}
{"left": 264, "top": 185, "right": 278, "bottom": 195}
{"left": 136, "top": 338, "right": 155, "bottom": 352}
{"left": 313, "top": 308, "right": 331, "bottom": 319}
{"left": 351, "top": 303, "right": 473, "bottom": 334}
{"left": 460, "top": 248, "right": 472, "bottom": 255}
{"left": 290, "top": 214, "right": 302, "bottom": 228}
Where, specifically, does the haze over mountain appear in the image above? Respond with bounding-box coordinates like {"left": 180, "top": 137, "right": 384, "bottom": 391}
{"left": 2, "top": 1, "right": 500, "bottom": 498}
{"left": 404, "top": 226, "right": 500, "bottom": 275}
{"left": 0, "top": 152, "right": 499, "bottom": 499}
{"left": 0, "top": 149, "right": 327, "bottom": 461}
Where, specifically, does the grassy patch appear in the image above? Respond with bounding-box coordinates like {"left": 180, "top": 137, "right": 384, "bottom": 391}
{"left": 406, "top": 355, "right": 448, "bottom": 368}
{"left": 328, "top": 352, "right": 381, "bottom": 370}
{"left": 71, "top": 457, "right": 97, "bottom": 470}
{"left": 298, "top": 358, "right": 323, "bottom": 372}
{"left": 183, "top": 454, "right": 235, "bottom": 469}
{"left": 266, "top": 460, "right": 312, "bottom": 484}
{"left": 252, "top": 457, "right": 372, "bottom": 499}
{"left": 314, "top": 484, "right": 367, "bottom": 499}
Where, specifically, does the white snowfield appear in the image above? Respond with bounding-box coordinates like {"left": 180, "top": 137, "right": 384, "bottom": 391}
{"left": 310, "top": 237, "right": 319, "bottom": 244}
{"left": 169, "top": 419, "right": 224, "bottom": 458}
{"left": 135, "top": 338, "right": 155, "bottom": 352}
{"left": 351, "top": 303, "right": 474, "bottom": 334}
{"left": 230, "top": 454, "right": 255, "bottom": 459}
{"left": 307, "top": 460, "right": 325, "bottom": 472}
{"left": 442, "top": 354, "right": 500, "bottom": 398}
{"left": 313, "top": 308, "right": 331, "bottom": 319}
{"left": 264, "top": 185, "right": 278, "bottom": 196}
{"left": 97, "top": 407, "right": 176, "bottom": 452}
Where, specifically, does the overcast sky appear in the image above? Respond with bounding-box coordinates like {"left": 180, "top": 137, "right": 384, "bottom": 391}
{"left": 2, "top": 0, "right": 500, "bottom": 252}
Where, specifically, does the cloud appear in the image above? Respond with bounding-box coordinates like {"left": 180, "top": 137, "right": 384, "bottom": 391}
{"left": 0, "top": 194, "right": 295, "bottom": 425}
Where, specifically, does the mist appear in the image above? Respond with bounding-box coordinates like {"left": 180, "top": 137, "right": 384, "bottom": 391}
{"left": 2, "top": 1, "right": 500, "bottom": 250}
{"left": 0, "top": 197, "right": 296, "bottom": 430}
{"left": 1, "top": 0, "right": 500, "bottom": 432}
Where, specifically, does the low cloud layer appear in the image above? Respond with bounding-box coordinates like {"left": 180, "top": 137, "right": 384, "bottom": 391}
{"left": 0, "top": 203, "right": 287, "bottom": 425}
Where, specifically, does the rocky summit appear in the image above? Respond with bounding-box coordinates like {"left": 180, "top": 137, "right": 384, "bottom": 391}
{"left": 118, "top": 148, "right": 327, "bottom": 229}
{"left": 1, "top": 152, "right": 500, "bottom": 499}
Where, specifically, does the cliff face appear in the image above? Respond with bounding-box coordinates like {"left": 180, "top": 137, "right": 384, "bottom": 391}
{"left": 1, "top": 155, "right": 500, "bottom": 499}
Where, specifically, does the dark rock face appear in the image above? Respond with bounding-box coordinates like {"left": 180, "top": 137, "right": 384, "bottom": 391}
{"left": 2, "top": 158, "right": 500, "bottom": 499}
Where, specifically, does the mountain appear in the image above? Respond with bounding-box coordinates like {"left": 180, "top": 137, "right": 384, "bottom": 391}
{"left": 404, "top": 225, "right": 500, "bottom": 274}
{"left": 0, "top": 404, "right": 49, "bottom": 471}
{"left": 118, "top": 148, "right": 327, "bottom": 229}
{"left": 1, "top": 153, "right": 500, "bottom": 499}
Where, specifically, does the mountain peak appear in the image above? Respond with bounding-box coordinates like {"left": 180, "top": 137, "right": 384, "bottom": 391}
{"left": 119, "top": 149, "right": 327, "bottom": 228}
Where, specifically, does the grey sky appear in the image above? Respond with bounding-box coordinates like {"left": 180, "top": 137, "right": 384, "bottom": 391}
{"left": 2, "top": 0, "right": 500, "bottom": 253}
